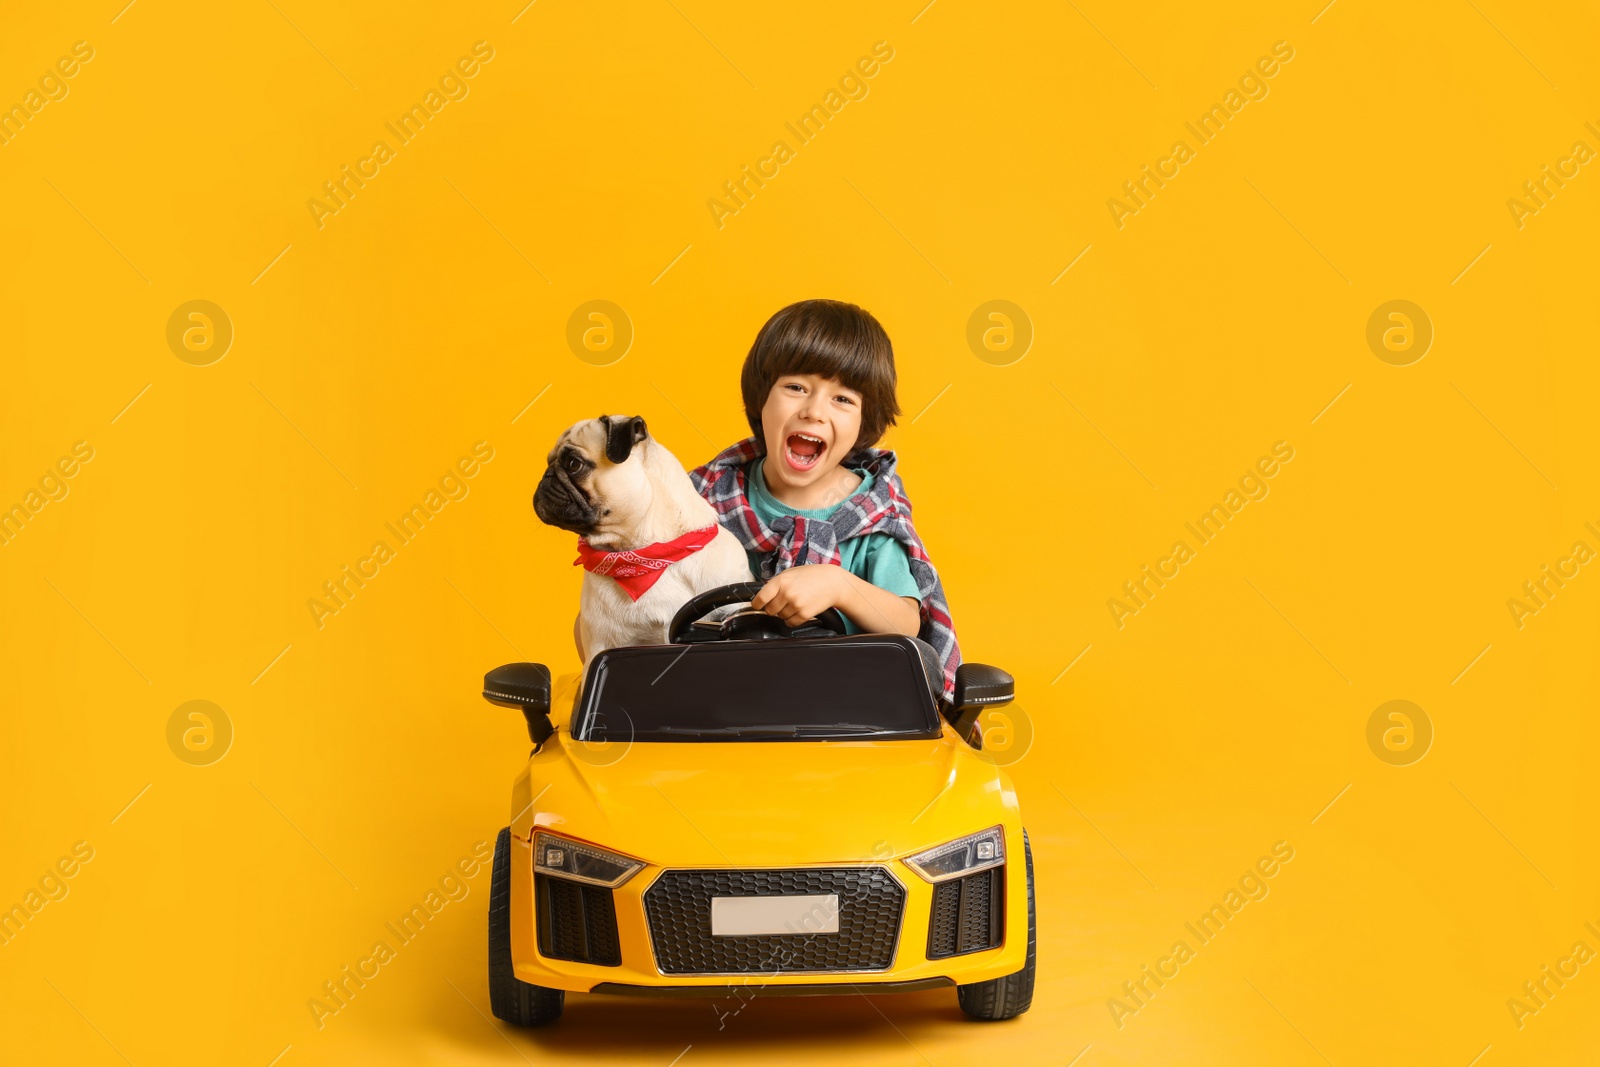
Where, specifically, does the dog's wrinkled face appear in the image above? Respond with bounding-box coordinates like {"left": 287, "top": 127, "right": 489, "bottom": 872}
{"left": 532, "top": 414, "right": 651, "bottom": 537}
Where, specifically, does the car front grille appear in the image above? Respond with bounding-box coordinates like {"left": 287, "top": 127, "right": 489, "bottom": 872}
{"left": 926, "top": 866, "right": 1004, "bottom": 959}
{"left": 536, "top": 873, "right": 621, "bottom": 966}
{"left": 643, "top": 867, "right": 905, "bottom": 975}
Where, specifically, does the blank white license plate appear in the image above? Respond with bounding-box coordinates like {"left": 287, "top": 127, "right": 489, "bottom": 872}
{"left": 711, "top": 894, "right": 839, "bottom": 936}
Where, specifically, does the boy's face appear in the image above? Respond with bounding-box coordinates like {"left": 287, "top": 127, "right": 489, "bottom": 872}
{"left": 759, "top": 373, "right": 864, "bottom": 493}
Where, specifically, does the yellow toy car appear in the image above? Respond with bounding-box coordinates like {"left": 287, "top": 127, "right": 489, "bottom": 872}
{"left": 480, "top": 583, "right": 1035, "bottom": 1025}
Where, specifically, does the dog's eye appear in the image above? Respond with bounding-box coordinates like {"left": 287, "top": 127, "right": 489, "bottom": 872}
{"left": 564, "top": 455, "right": 584, "bottom": 475}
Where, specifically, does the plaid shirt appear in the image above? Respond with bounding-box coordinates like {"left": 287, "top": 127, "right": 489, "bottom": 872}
{"left": 690, "top": 437, "right": 962, "bottom": 700}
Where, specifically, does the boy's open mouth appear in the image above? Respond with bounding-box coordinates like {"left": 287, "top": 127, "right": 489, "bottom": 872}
{"left": 784, "top": 432, "right": 826, "bottom": 472}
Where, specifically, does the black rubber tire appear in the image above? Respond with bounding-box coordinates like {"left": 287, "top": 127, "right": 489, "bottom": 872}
{"left": 956, "top": 829, "right": 1036, "bottom": 1020}
{"left": 488, "top": 827, "right": 565, "bottom": 1026}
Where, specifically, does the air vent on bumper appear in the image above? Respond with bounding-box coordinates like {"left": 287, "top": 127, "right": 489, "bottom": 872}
{"left": 536, "top": 873, "right": 622, "bottom": 966}
{"left": 926, "top": 866, "right": 1003, "bottom": 959}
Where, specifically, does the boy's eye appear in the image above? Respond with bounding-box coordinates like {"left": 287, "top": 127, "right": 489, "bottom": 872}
{"left": 835, "top": 394, "right": 856, "bottom": 405}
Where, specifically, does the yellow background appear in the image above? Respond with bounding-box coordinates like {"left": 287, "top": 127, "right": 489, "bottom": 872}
{"left": 2, "top": 0, "right": 1597, "bottom": 1063}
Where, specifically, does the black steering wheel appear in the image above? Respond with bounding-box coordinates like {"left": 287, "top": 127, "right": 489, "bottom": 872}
{"left": 668, "top": 581, "right": 849, "bottom": 644}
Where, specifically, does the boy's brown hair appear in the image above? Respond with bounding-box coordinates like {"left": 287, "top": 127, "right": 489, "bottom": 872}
{"left": 741, "top": 299, "right": 901, "bottom": 451}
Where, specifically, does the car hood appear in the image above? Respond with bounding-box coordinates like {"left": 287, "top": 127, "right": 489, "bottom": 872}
{"left": 510, "top": 734, "right": 1019, "bottom": 868}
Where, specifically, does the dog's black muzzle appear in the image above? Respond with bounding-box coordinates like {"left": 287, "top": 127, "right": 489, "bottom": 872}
{"left": 533, "top": 466, "right": 600, "bottom": 535}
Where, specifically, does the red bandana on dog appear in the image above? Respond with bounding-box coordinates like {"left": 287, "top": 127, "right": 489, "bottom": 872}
{"left": 573, "top": 525, "right": 719, "bottom": 601}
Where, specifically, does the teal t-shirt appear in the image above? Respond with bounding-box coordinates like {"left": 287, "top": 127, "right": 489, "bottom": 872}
{"left": 746, "top": 461, "right": 921, "bottom": 633}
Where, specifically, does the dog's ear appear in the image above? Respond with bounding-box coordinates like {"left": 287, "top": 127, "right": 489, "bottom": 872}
{"left": 604, "top": 415, "right": 648, "bottom": 464}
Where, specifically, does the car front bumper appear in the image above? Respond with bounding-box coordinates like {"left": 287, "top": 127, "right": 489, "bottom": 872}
{"left": 506, "top": 827, "right": 1030, "bottom": 995}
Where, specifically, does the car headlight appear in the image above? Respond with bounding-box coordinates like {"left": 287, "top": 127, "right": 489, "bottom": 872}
{"left": 533, "top": 831, "right": 644, "bottom": 888}
{"left": 904, "top": 825, "right": 1006, "bottom": 883}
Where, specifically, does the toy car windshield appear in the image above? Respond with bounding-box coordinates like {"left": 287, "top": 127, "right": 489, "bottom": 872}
{"left": 573, "top": 635, "right": 943, "bottom": 742}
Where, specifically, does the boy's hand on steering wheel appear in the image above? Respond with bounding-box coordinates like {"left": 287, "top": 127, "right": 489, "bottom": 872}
{"left": 751, "top": 564, "right": 851, "bottom": 628}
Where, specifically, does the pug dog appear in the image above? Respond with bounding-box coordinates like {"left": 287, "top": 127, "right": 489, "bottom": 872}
{"left": 533, "top": 414, "right": 751, "bottom": 666}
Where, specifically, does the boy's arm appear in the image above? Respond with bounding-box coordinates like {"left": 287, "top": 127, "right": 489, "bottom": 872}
{"left": 751, "top": 564, "right": 921, "bottom": 637}
{"left": 838, "top": 571, "right": 922, "bottom": 636}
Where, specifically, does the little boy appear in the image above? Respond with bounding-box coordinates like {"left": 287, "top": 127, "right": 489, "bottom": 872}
{"left": 691, "top": 299, "right": 961, "bottom": 699}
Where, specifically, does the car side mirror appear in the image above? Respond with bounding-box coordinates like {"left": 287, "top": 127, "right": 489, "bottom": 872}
{"left": 946, "top": 663, "right": 1015, "bottom": 746}
{"left": 483, "top": 663, "right": 555, "bottom": 747}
